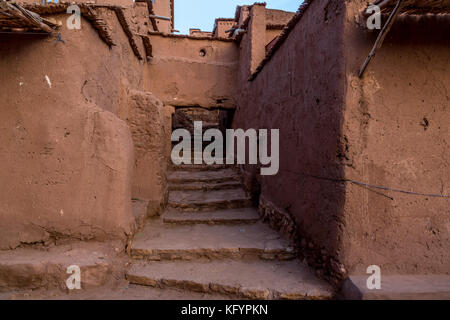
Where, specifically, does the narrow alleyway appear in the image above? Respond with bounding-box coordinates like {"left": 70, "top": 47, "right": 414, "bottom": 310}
{"left": 125, "top": 110, "right": 333, "bottom": 300}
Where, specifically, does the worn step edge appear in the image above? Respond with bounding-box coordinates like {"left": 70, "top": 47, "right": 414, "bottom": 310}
{"left": 171, "top": 164, "right": 231, "bottom": 172}
{"left": 168, "top": 176, "right": 239, "bottom": 184}
{"left": 162, "top": 208, "right": 260, "bottom": 225}
{"left": 126, "top": 269, "right": 331, "bottom": 300}
{"left": 162, "top": 215, "right": 259, "bottom": 225}
{"left": 169, "top": 181, "right": 242, "bottom": 191}
{"left": 130, "top": 247, "right": 296, "bottom": 261}
{"left": 168, "top": 199, "right": 252, "bottom": 212}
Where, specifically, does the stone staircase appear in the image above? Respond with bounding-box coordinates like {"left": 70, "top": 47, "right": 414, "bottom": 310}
{"left": 126, "top": 164, "right": 334, "bottom": 300}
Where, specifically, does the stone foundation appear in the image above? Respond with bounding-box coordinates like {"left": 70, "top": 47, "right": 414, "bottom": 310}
{"left": 258, "top": 195, "right": 347, "bottom": 286}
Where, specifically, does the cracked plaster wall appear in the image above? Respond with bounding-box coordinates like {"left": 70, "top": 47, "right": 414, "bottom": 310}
{"left": 0, "top": 12, "right": 143, "bottom": 249}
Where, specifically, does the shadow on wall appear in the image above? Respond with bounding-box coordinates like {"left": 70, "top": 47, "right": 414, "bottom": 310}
{"left": 232, "top": 0, "right": 348, "bottom": 284}
{"left": 234, "top": 0, "right": 450, "bottom": 284}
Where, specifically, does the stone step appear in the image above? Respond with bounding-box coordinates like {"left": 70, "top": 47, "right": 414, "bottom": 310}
{"left": 172, "top": 122, "right": 220, "bottom": 133}
{"left": 163, "top": 208, "right": 260, "bottom": 225}
{"left": 170, "top": 157, "right": 228, "bottom": 166}
{"left": 0, "top": 242, "right": 120, "bottom": 291}
{"left": 127, "top": 259, "right": 333, "bottom": 300}
{"left": 168, "top": 168, "right": 238, "bottom": 184}
{"left": 130, "top": 221, "right": 296, "bottom": 261}
{"left": 169, "top": 180, "right": 242, "bottom": 191}
{"left": 168, "top": 189, "right": 251, "bottom": 211}
{"left": 171, "top": 151, "right": 225, "bottom": 156}
{"left": 171, "top": 164, "right": 230, "bottom": 171}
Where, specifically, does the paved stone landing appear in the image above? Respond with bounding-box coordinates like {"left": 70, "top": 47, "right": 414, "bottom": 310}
{"left": 340, "top": 275, "right": 450, "bottom": 300}
{"left": 128, "top": 260, "right": 333, "bottom": 300}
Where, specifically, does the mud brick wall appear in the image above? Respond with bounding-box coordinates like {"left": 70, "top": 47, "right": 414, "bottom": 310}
{"left": 0, "top": 10, "right": 143, "bottom": 249}
{"left": 144, "top": 34, "right": 239, "bottom": 109}
{"left": 233, "top": 0, "right": 450, "bottom": 279}
{"left": 233, "top": 0, "right": 348, "bottom": 282}
{"left": 342, "top": 0, "right": 450, "bottom": 275}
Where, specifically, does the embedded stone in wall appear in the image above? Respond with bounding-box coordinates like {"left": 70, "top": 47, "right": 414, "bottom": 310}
{"left": 258, "top": 195, "right": 347, "bottom": 285}
{"left": 126, "top": 90, "right": 169, "bottom": 214}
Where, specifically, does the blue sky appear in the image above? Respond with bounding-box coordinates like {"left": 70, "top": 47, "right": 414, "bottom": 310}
{"left": 174, "top": 0, "right": 302, "bottom": 34}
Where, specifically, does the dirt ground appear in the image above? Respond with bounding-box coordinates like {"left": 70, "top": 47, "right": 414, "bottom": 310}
{"left": 0, "top": 280, "right": 232, "bottom": 300}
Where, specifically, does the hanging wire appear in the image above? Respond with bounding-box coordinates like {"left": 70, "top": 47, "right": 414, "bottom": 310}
{"left": 286, "top": 170, "right": 450, "bottom": 199}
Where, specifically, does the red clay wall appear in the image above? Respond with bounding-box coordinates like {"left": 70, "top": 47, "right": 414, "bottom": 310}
{"left": 233, "top": 0, "right": 449, "bottom": 279}
{"left": 233, "top": 0, "right": 348, "bottom": 280}
{"left": 236, "top": 4, "right": 267, "bottom": 83}
{"left": 151, "top": 0, "right": 173, "bottom": 33}
{"left": 341, "top": 0, "right": 450, "bottom": 275}
{"left": 144, "top": 34, "right": 239, "bottom": 109}
{"left": 265, "top": 28, "right": 282, "bottom": 47}
{"left": 265, "top": 8, "right": 295, "bottom": 26}
{"left": 213, "top": 20, "right": 234, "bottom": 38}
{"left": 0, "top": 11, "right": 143, "bottom": 249}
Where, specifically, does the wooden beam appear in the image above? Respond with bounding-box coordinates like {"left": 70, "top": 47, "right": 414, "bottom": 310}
{"left": 144, "top": 0, "right": 159, "bottom": 32}
{"left": 358, "top": 0, "right": 404, "bottom": 78}
{"left": 10, "top": 2, "right": 54, "bottom": 33}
